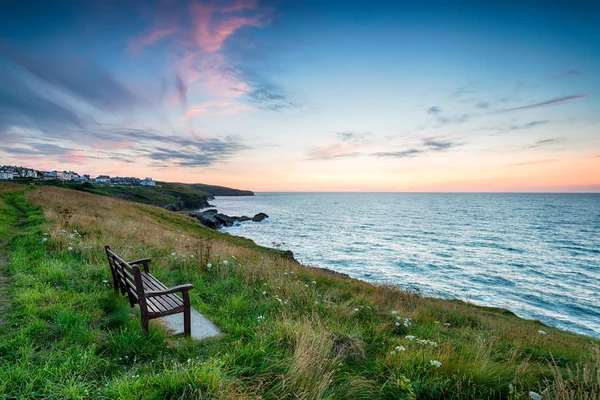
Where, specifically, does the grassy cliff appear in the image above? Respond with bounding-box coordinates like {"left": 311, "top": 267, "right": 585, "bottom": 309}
{"left": 18, "top": 179, "right": 253, "bottom": 210}
{"left": 0, "top": 182, "right": 598, "bottom": 399}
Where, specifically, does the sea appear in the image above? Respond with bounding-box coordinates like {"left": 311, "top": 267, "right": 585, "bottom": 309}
{"left": 208, "top": 193, "right": 600, "bottom": 338}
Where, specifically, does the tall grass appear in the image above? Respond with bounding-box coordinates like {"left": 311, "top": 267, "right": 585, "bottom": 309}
{"left": 0, "top": 183, "right": 597, "bottom": 399}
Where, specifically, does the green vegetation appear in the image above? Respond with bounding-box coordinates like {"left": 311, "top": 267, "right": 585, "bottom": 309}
{"left": 11, "top": 179, "right": 253, "bottom": 210}
{"left": 0, "top": 183, "right": 598, "bottom": 399}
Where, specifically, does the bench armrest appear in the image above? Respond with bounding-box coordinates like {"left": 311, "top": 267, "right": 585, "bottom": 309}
{"left": 146, "top": 284, "right": 194, "bottom": 298}
{"left": 129, "top": 258, "right": 151, "bottom": 265}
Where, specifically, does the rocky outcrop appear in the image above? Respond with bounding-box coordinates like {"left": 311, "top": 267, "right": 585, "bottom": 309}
{"left": 192, "top": 210, "right": 269, "bottom": 229}
{"left": 251, "top": 212, "right": 269, "bottom": 222}
{"left": 163, "top": 197, "right": 211, "bottom": 212}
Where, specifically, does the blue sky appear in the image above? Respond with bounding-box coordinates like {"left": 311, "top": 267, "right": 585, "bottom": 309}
{"left": 1, "top": 0, "right": 599, "bottom": 191}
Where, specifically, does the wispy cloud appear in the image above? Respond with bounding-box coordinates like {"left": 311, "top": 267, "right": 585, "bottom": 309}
{"left": 508, "top": 159, "right": 557, "bottom": 166}
{"left": 427, "top": 106, "right": 441, "bottom": 114}
{"left": 336, "top": 131, "right": 372, "bottom": 141}
{"left": 509, "top": 120, "right": 549, "bottom": 130}
{"left": 0, "top": 40, "right": 136, "bottom": 111}
{"left": 525, "top": 137, "right": 566, "bottom": 149}
{"left": 373, "top": 137, "right": 463, "bottom": 158}
{"left": 182, "top": 101, "right": 252, "bottom": 119}
{"left": 496, "top": 94, "right": 589, "bottom": 113}
{"left": 129, "top": 27, "right": 178, "bottom": 55}
{"left": 174, "top": 73, "right": 188, "bottom": 105}
{"left": 307, "top": 142, "right": 363, "bottom": 160}
{"left": 549, "top": 69, "right": 580, "bottom": 79}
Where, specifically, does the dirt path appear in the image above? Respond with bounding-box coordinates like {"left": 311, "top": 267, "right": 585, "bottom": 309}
{"left": 0, "top": 240, "right": 10, "bottom": 327}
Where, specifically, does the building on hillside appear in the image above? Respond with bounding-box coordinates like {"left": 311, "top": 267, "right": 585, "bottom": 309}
{"left": 112, "top": 176, "right": 141, "bottom": 186}
{"left": 42, "top": 171, "right": 57, "bottom": 180}
{"left": 95, "top": 175, "right": 111, "bottom": 184}
{"left": 0, "top": 170, "right": 14, "bottom": 180}
{"left": 140, "top": 177, "right": 155, "bottom": 186}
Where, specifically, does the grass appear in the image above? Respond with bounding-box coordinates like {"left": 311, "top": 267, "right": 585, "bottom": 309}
{"left": 12, "top": 179, "right": 252, "bottom": 211}
{"left": 0, "top": 183, "right": 598, "bottom": 399}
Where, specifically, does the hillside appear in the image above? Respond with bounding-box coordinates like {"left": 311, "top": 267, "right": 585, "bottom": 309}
{"left": 18, "top": 179, "right": 253, "bottom": 211}
{"left": 0, "top": 182, "right": 598, "bottom": 399}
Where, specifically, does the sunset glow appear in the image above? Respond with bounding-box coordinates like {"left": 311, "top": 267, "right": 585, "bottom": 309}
{"left": 1, "top": 1, "right": 599, "bottom": 192}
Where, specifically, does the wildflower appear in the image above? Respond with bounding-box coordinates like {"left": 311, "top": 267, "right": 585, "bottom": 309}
{"left": 353, "top": 308, "right": 359, "bottom": 312}
{"left": 444, "top": 323, "right": 451, "bottom": 327}
{"left": 391, "top": 311, "right": 398, "bottom": 315}
{"left": 102, "top": 280, "right": 108, "bottom": 284}
{"left": 395, "top": 322, "right": 401, "bottom": 327}
{"left": 314, "top": 301, "right": 319, "bottom": 305}
{"left": 190, "top": 255, "right": 194, "bottom": 258}
{"left": 304, "top": 284, "right": 308, "bottom": 287}
{"left": 222, "top": 260, "right": 229, "bottom": 265}
{"left": 257, "top": 315, "right": 264, "bottom": 322}
{"left": 538, "top": 330, "right": 547, "bottom": 335}
{"left": 403, "top": 318, "right": 410, "bottom": 327}
{"left": 529, "top": 392, "right": 542, "bottom": 400}
{"left": 434, "top": 321, "right": 440, "bottom": 324}
{"left": 395, "top": 346, "right": 405, "bottom": 351}
{"left": 262, "top": 291, "right": 267, "bottom": 295}
{"left": 68, "top": 247, "right": 73, "bottom": 251}
{"left": 430, "top": 360, "right": 442, "bottom": 368}
{"left": 171, "top": 252, "right": 176, "bottom": 256}
{"left": 232, "top": 255, "right": 236, "bottom": 259}
{"left": 42, "top": 237, "right": 47, "bottom": 242}
{"left": 42, "top": 233, "right": 48, "bottom": 236}
{"left": 206, "top": 263, "right": 212, "bottom": 269}
{"left": 405, "top": 335, "right": 415, "bottom": 341}
{"left": 311, "top": 281, "right": 316, "bottom": 285}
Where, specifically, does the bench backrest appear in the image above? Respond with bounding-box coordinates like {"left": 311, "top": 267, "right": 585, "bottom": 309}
{"left": 104, "top": 245, "right": 145, "bottom": 305}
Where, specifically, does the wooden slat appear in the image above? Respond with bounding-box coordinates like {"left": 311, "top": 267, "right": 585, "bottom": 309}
{"left": 141, "top": 274, "right": 183, "bottom": 309}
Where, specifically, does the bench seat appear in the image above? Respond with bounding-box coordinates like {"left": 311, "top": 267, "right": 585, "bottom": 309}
{"left": 104, "top": 245, "right": 193, "bottom": 335}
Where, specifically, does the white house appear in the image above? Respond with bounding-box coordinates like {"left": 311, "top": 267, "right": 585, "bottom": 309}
{"left": 0, "top": 171, "right": 14, "bottom": 180}
{"left": 140, "top": 177, "right": 155, "bottom": 186}
{"left": 95, "top": 175, "right": 111, "bottom": 184}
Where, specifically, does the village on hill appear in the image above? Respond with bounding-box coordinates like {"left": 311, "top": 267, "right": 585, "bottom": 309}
{"left": 0, "top": 165, "right": 155, "bottom": 187}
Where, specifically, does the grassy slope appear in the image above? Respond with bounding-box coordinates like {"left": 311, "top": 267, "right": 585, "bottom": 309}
{"left": 17, "top": 179, "right": 253, "bottom": 210}
{"left": 0, "top": 183, "right": 598, "bottom": 399}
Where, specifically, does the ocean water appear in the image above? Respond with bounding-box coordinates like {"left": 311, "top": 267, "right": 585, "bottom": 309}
{"left": 209, "top": 193, "right": 600, "bottom": 338}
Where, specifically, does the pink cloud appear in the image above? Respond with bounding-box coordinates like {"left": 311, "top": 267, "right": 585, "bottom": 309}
{"left": 129, "top": 27, "right": 178, "bottom": 55}
{"left": 182, "top": 101, "right": 253, "bottom": 120}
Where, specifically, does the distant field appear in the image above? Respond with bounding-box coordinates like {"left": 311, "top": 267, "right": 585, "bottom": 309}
{"left": 0, "top": 181, "right": 598, "bottom": 399}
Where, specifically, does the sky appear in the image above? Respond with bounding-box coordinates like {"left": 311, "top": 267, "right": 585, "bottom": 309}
{"left": 1, "top": 0, "right": 599, "bottom": 192}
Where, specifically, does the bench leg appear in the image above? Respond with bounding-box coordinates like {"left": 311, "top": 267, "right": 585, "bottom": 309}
{"left": 183, "top": 291, "right": 191, "bottom": 336}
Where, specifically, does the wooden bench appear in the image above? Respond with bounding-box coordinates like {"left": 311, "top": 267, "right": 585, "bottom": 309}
{"left": 104, "top": 245, "right": 194, "bottom": 335}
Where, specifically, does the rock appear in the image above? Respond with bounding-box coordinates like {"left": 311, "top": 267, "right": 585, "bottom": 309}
{"left": 252, "top": 212, "right": 269, "bottom": 222}
{"left": 232, "top": 215, "right": 251, "bottom": 222}
{"left": 164, "top": 203, "right": 178, "bottom": 211}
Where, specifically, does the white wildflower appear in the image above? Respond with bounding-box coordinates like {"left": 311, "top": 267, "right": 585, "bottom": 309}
{"left": 353, "top": 308, "right": 359, "bottom": 312}
{"left": 171, "top": 252, "right": 176, "bottom": 256}
{"left": 391, "top": 311, "right": 398, "bottom": 315}
{"left": 67, "top": 247, "right": 73, "bottom": 251}
{"left": 262, "top": 291, "right": 267, "bottom": 295}
{"left": 395, "top": 322, "right": 400, "bottom": 327}
{"left": 257, "top": 315, "right": 264, "bottom": 322}
{"left": 405, "top": 335, "right": 415, "bottom": 341}
{"left": 538, "top": 330, "right": 547, "bottom": 335}
{"left": 395, "top": 346, "right": 405, "bottom": 351}
{"left": 430, "top": 360, "right": 442, "bottom": 368}
{"left": 434, "top": 321, "right": 440, "bottom": 324}
{"left": 529, "top": 392, "right": 542, "bottom": 400}
{"left": 222, "top": 260, "right": 229, "bottom": 265}
{"left": 206, "top": 263, "right": 212, "bottom": 269}
{"left": 190, "top": 255, "right": 194, "bottom": 258}
{"left": 304, "top": 284, "right": 308, "bottom": 287}
{"left": 42, "top": 237, "right": 47, "bottom": 242}
{"left": 311, "top": 281, "right": 316, "bottom": 285}
{"left": 314, "top": 301, "right": 318, "bottom": 305}
{"left": 102, "top": 280, "right": 108, "bottom": 284}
